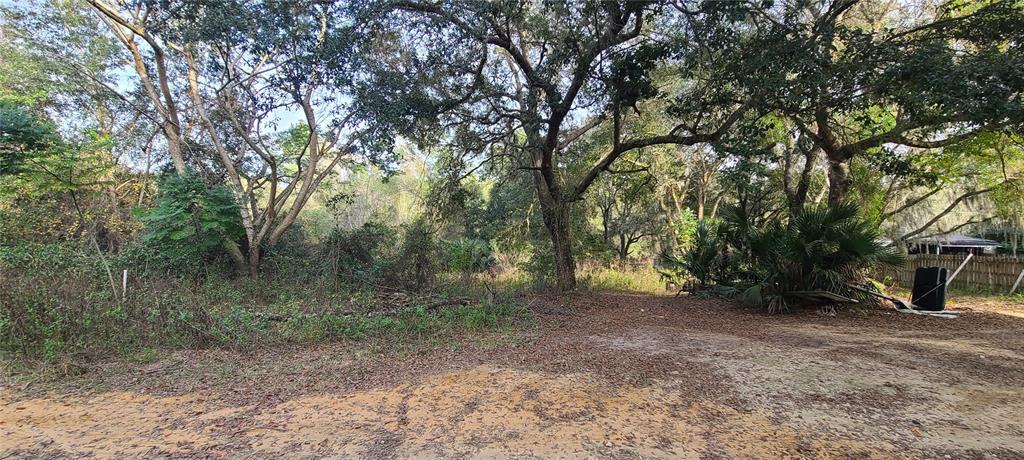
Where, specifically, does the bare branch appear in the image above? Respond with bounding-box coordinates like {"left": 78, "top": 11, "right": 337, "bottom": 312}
{"left": 557, "top": 115, "right": 606, "bottom": 150}
{"left": 899, "top": 185, "right": 1004, "bottom": 241}
{"left": 881, "top": 184, "right": 944, "bottom": 221}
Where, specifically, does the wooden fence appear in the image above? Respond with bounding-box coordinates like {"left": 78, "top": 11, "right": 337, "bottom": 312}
{"left": 878, "top": 254, "right": 1024, "bottom": 293}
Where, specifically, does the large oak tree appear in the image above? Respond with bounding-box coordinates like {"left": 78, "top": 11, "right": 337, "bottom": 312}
{"left": 379, "top": 0, "right": 752, "bottom": 289}
{"left": 729, "top": 0, "right": 1024, "bottom": 206}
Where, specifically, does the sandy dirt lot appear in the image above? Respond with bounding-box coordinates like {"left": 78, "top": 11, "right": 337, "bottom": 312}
{"left": 2, "top": 293, "right": 1023, "bottom": 459}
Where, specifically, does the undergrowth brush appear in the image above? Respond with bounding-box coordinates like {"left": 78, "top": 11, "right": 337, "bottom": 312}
{"left": 579, "top": 265, "right": 666, "bottom": 295}
{"left": 0, "top": 243, "right": 530, "bottom": 367}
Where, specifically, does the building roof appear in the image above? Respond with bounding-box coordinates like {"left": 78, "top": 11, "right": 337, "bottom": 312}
{"left": 912, "top": 234, "right": 1001, "bottom": 248}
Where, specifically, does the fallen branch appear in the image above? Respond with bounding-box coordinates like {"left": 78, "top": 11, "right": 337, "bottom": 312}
{"left": 373, "top": 297, "right": 475, "bottom": 316}
{"left": 423, "top": 297, "right": 474, "bottom": 310}
{"left": 252, "top": 296, "right": 478, "bottom": 322}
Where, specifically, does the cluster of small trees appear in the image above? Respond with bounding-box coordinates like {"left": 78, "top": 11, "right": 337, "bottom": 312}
{"left": 1, "top": 0, "right": 1022, "bottom": 293}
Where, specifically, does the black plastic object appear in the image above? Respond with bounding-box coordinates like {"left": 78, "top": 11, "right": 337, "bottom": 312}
{"left": 911, "top": 267, "right": 947, "bottom": 311}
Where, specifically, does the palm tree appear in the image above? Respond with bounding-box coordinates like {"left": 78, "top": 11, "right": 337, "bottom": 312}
{"left": 740, "top": 204, "right": 904, "bottom": 312}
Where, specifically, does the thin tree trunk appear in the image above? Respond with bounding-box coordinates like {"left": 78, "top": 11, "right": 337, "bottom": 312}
{"left": 813, "top": 177, "right": 829, "bottom": 205}
{"left": 709, "top": 194, "right": 723, "bottom": 220}
{"left": 786, "top": 146, "right": 819, "bottom": 215}
{"left": 696, "top": 181, "right": 707, "bottom": 220}
{"left": 599, "top": 202, "right": 611, "bottom": 245}
{"left": 138, "top": 133, "right": 154, "bottom": 206}
{"left": 70, "top": 191, "right": 120, "bottom": 301}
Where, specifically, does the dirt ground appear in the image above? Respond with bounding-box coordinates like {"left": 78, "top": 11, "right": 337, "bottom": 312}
{"left": 3, "top": 293, "right": 1024, "bottom": 459}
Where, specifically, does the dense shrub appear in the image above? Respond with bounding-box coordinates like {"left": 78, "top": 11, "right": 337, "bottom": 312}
{"left": 446, "top": 237, "right": 495, "bottom": 278}
{"left": 320, "top": 221, "right": 395, "bottom": 285}
{"left": 664, "top": 204, "right": 902, "bottom": 312}
{"left": 685, "top": 221, "right": 728, "bottom": 287}
{"left": 522, "top": 240, "right": 556, "bottom": 288}
{"left": 742, "top": 204, "right": 903, "bottom": 312}
{"left": 319, "top": 219, "right": 445, "bottom": 291}
{"left": 658, "top": 219, "right": 735, "bottom": 290}
{"left": 392, "top": 217, "right": 441, "bottom": 291}
{"left": 137, "top": 174, "right": 244, "bottom": 270}
{"left": 259, "top": 223, "right": 326, "bottom": 284}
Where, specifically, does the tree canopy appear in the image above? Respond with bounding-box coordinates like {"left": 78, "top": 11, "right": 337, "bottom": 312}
{"left": 1, "top": 0, "right": 1022, "bottom": 292}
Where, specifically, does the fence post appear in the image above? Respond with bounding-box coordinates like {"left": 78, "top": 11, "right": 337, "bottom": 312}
{"left": 1011, "top": 267, "right": 1024, "bottom": 295}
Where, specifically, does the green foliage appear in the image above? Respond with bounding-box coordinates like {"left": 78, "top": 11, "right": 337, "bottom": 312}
{"left": 478, "top": 172, "right": 549, "bottom": 274}
{"left": 318, "top": 218, "right": 498, "bottom": 291}
{"left": 742, "top": 205, "right": 904, "bottom": 312}
{"left": 687, "top": 221, "right": 728, "bottom": 287}
{"left": 664, "top": 204, "right": 902, "bottom": 313}
{"left": 4, "top": 0, "right": 1023, "bottom": 367}
{"left": 0, "top": 97, "right": 140, "bottom": 282}
{"left": 138, "top": 174, "right": 243, "bottom": 266}
{"left": 319, "top": 217, "right": 451, "bottom": 291}
{"left": 425, "top": 151, "right": 491, "bottom": 237}
{"left": 588, "top": 170, "right": 664, "bottom": 260}
{"left": 0, "top": 97, "right": 113, "bottom": 196}
{"left": 522, "top": 240, "right": 556, "bottom": 288}
{"left": 394, "top": 217, "right": 441, "bottom": 291}
{"left": 671, "top": 209, "right": 699, "bottom": 249}
{"left": 0, "top": 1, "right": 120, "bottom": 108}
{"left": 321, "top": 221, "right": 396, "bottom": 284}
{"left": 11, "top": 137, "right": 114, "bottom": 198}
{"left": 446, "top": 238, "right": 495, "bottom": 276}
{"left": 0, "top": 240, "right": 531, "bottom": 361}
{"left": 0, "top": 97, "right": 59, "bottom": 175}
{"left": 659, "top": 220, "right": 730, "bottom": 289}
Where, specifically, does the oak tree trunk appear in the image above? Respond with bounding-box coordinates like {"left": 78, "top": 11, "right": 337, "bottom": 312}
{"left": 827, "top": 158, "right": 852, "bottom": 206}
{"left": 539, "top": 200, "right": 577, "bottom": 291}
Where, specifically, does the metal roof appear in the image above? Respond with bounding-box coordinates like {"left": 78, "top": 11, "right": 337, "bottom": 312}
{"left": 912, "top": 234, "right": 1001, "bottom": 247}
